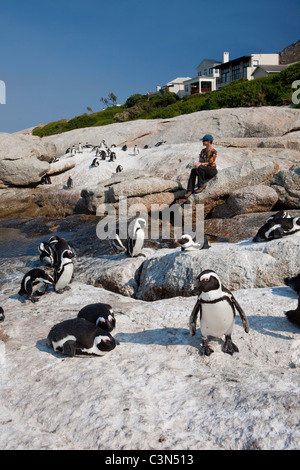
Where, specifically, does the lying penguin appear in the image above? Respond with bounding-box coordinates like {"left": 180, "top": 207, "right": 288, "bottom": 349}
{"left": 77, "top": 303, "right": 116, "bottom": 333}
{"left": 18, "top": 268, "right": 54, "bottom": 303}
{"left": 46, "top": 318, "right": 118, "bottom": 357}
{"left": 177, "top": 234, "right": 210, "bottom": 251}
{"left": 253, "top": 211, "right": 300, "bottom": 242}
{"left": 189, "top": 269, "right": 250, "bottom": 356}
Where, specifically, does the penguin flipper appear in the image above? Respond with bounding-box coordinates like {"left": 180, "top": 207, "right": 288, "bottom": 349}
{"left": 232, "top": 296, "right": 250, "bottom": 333}
{"left": 189, "top": 298, "right": 201, "bottom": 336}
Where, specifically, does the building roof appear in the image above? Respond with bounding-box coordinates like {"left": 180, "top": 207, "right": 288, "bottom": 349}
{"left": 251, "top": 64, "right": 288, "bottom": 75}
{"left": 214, "top": 56, "right": 252, "bottom": 69}
{"left": 165, "top": 77, "right": 191, "bottom": 85}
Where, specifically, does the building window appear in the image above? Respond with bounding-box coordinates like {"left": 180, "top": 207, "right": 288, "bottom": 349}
{"left": 185, "top": 85, "right": 189, "bottom": 92}
{"left": 201, "top": 81, "right": 212, "bottom": 93}
{"left": 198, "top": 71, "right": 202, "bottom": 77}
{"left": 232, "top": 65, "right": 241, "bottom": 80}
{"left": 243, "top": 66, "right": 248, "bottom": 78}
{"left": 221, "top": 69, "right": 230, "bottom": 83}
{"left": 253, "top": 60, "right": 259, "bottom": 66}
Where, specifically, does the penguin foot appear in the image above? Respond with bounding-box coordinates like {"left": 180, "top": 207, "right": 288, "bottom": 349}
{"left": 222, "top": 336, "right": 239, "bottom": 355}
{"left": 201, "top": 339, "right": 214, "bottom": 356}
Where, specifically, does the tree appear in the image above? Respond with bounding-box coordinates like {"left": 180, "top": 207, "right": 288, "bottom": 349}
{"left": 100, "top": 92, "right": 117, "bottom": 108}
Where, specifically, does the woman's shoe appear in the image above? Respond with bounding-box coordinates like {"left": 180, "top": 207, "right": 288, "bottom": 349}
{"left": 195, "top": 184, "right": 206, "bottom": 193}
{"left": 184, "top": 191, "right": 193, "bottom": 198}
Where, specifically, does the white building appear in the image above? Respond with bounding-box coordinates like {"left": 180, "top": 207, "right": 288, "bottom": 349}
{"left": 183, "top": 58, "right": 222, "bottom": 96}
{"left": 214, "top": 53, "right": 280, "bottom": 88}
{"left": 159, "top": 77, "right": 192, "bottom": 98}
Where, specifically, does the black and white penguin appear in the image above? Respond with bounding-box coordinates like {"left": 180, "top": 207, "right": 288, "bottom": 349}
{"left": 109, "top": 151, "right": 116, "bottom": 162}
{"left": 100, "top": 150, "right": 107, "bottom": 160}
{"left": 39, "top": 241, "right": 56, "bottom": 267}
{"left": 18, "top": 268, "right": 54, "bottom": 302}
{"left": 46, "top": 318, "right": 118, "bottom": 357}
{"left": 127, "top": 218, "right": 146, "bottom": 257}
{"left": 48, "top": 236, "right": 73, "bottom": 266}
{"left": 67, "top": 176, "right": 73, "bottom": 189}
{"left": 133, "top": 145, "right": 139, "bottom": 155}
{"left": 109, "top": 229, "right": 127, "bottom": 254}
{"left": 189, "top": 269, "right": 250, "bottom": 356}
{"left": 0, "top": 307, "right": 4, "bottom": 322}
{"left": 116, "top": 165, "right": 123, "bottom": 173}
{"left": 284, "top": 273, "right": 300, "bottom": 294}
{"left": 40, "top": 174, "right": 52, "bottom": 185}
{"left": 285, "top": 294, "right": 300, "bottom": 327}
{"left": 71, "top": 146, "right": 76, "bottom": 156}
{"left": 253, "top": 215, "right": 300, "bottom": 242}
{"left": 78, "top": 142, "right": 83, "bottom": 154}
{"left": 91, "top": 157, "right": 100, "bottom": 167}
{"left": 77, "top": 303, "right": 116, "bottom": 332}
{"left": 266, "top": 210, "right": 291, "bottom": 222}
{"left": 54, "top": 249, "right": 74, "bottom": 292}
{"left": 122, "top": 145, "right": 127, "bottom": 151}
{"left": 177, "top": 234, "right": 210, "bottom": 251}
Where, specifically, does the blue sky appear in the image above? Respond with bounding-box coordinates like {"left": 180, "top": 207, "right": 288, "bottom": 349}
{"left": 0, "top": 0, "right": 299, "bottom": 133}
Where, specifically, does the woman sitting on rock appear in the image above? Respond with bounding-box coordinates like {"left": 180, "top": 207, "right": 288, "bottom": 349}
{"left": 185, "top": 134, "right": 217, "bottom": 198}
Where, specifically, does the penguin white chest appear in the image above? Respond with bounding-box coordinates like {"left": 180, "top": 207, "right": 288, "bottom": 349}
{"left": 200, "top": 300, "right": 235, "bottom": 338}
{"left": 55, "top": 263, "right": 73, "bottom": 290}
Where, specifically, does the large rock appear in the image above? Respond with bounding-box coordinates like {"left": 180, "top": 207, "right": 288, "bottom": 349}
{"left": 135, "top": 235, "right": 300, "bottom": 300}
{"left": 0, "top": 133, "right": 56, "bottom": 186}
{"left": 270, "top": 164, "right": 300, "bottom": 208}
{"left": 211, "top": 185, "right": 278, "bottom": 218}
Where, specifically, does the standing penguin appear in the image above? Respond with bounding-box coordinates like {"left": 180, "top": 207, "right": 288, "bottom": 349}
{"left": 39, "top": 241, "right": 56, "bottom": 267}
{"left": 0, "top": 307, "right": 5, "bottom": 322}
{"left": 133, "top": 145, "right": 139, "bottom": 155}
{"left": 67, "top": 176, "right": 73, "bottom": 189}
{"left": 71, "top": 146, "right": 76, "bottom": 156}
{"left": 78, "top": 142, "right": 83, "bottom": 153}
{"left": 116, "top": 165, "right": 123, "bottom": 173}
{"left": 189, "top": 269, "right": 250, "bottom": 355}
{"left": 127, "top": 218, "right": 146, "bottom": 257}
{"left": 46, "top": 317, "right": 118, "bottom": 357}
{"left": 177, "top": 234, "right": 210, "bottom": 251}
{"left": 48, "top": 236, "right": 73, "bottom": 266}
{"left": 54, "top": 249, "right": 74, "bottom": 292}
{"left": 18, "top": 268, "right": 54, "bottom": 303}
{"left": 285, "top": 294, "right": 300, "bottom": 327}
{"left": 77, "top": 303, "right": 116, "bottom": 332}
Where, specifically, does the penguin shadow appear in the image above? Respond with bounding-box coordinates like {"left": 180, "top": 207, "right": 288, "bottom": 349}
{"left": 236, "top": 314, "right": 299, "bottom": 340}
{"left": 114, "top": 327, "right": 194, "bottom": 348}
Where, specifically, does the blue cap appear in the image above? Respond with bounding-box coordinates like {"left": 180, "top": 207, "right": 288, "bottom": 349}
{"left": 200, "top": 134, "right": 214, "bottom": 142}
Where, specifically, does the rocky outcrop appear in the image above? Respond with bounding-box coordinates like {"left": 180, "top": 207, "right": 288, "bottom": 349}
{"left": 0, "top": 133, "right": 56, "bottom": 186}
{"left": 211, "top": 185, "right": 278, "bottom": 218}
{"left": 270, "top": 164, "right": 300, "bottom": 208}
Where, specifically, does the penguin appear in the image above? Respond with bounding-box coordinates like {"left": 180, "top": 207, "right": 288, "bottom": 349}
{"left": 109, "top": 229, "right": 127, "bottom": 254}
{"left": 95, "top": 146, "right": 100, "bottom": 157}
{"left": 91, "top": 157, "right": 100, "bottom": 167}
{"left": 127, "top": 217, "right": 146, "bottom": 257}
{"left": 0, "top": 307, "right": 4, "bottom": 322}
{"left": 78, "top": 142, "right": 83, "bottom": 154}
{"left": 284, "top": 273, "right": 300, "bottom": 294}
{"left": 71, "top": 146, "right": 76, "bottom": 156}
{"left": 77, "top": 303, "right": 116, "bottom": 332}
{"left": 54, "top": 249, "right": 74, "bottom": 292}
{"left": 46, "top": 318, "right": 118, "bottom": 357}
{"left": 100, "top": 150, "right": 107, "bottom": 160}
{"left": 116, "top": 165, "right": 123, "bottom": 173}
{"left": 48, "top": 236, "right": 73, "bottom": 266}
{"left": 266, "top": 210, "right": 291, "bottom": 221}
{"left": 285, "top": 294, "right": 300, "bottom": 327}
{"left": 133, "top": 145, "right": 139, "bottom": 155}
{"left": 18, "top": 268, "right": 54, "bottom": 303}
{"left": 122, "top": 145, "right": 127, "bottom": 151}
{"left": 177, "top": 234, "right": 210, "bottom": 251}
{"left": 67, "top": 176, "right": 73, "bottom": 189}
{"left": 253, "top": 215, "right": 300, "bottom": 242}
{"left": 39, "top": 241, "right": 56, "bottom": 267}
{"left": 40, "top": 174, "right": 52, "bottom": 185}
{"left": 189, "top": 269, "right": 250, "bottom": 356}
{"left": 109, "top": 151, "right": 116, "bottom": 162}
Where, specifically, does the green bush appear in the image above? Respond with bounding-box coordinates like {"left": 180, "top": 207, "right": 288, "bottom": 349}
{"left": 33, "top": 63, "right": 300, "bottom": 137}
